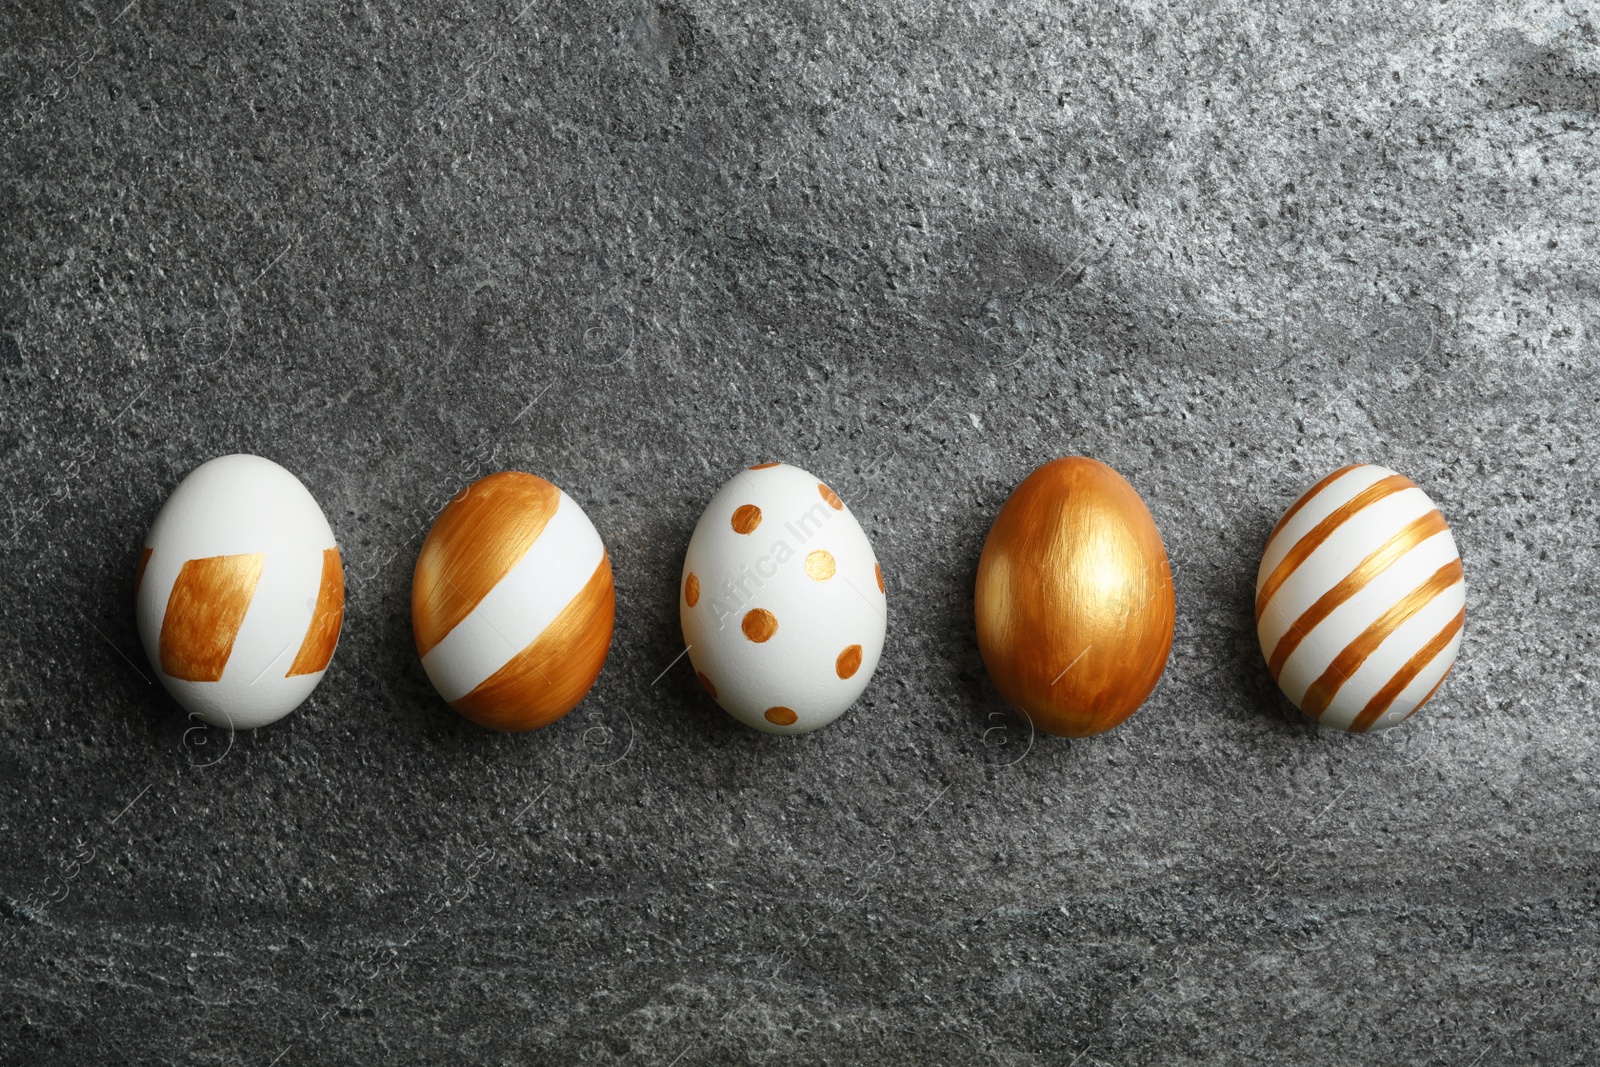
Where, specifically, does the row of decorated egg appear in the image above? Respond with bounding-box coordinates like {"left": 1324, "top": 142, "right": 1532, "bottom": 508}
{"left": 135, "top": 454, "right": 1465, "bottom": 737}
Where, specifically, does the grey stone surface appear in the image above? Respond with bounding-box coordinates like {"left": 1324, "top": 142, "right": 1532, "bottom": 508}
{"left": 2, "top": 0, "right": 1598, "bottom": 1062}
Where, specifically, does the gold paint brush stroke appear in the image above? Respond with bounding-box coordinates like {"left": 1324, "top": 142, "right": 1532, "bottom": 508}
{"left": 450, "top": 553, "right": 615, "bottom": 732}
{"left": 1267, "top": 509, "right": 1449, "bottom": 681}
{"left": 159, "top": 553, "right": 265, "bottom": 681}
{"left": 412, "top": 472, "right": 560, "bottom": 657}
{"left": 287, "top": 547, "right": 345, "bottom": 677}
{"left": 1350, "top": 606, "right": 1465, "bottom": 732}
{"left": 1266, "top": 464, "right": 1362, "bottom": 544}
{"left": 1255, "top": 473, "right": 1415, "bottom": 622}
{"left": 1299, "top": 559, "right": 1464, "bottom": 721}
{"left": 835, "top": 645, "right": 863, "bottom": 679}
{"left": 135, "top": 546, "right": 152, "bottom": 595}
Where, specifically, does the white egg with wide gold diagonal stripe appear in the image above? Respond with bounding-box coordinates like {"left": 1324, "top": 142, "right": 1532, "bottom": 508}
{"left": 412, "top": 471, "right": 615, "bottom": 733}
{"left": 1255, "top": 464, "right": 1465, "bottom": 732}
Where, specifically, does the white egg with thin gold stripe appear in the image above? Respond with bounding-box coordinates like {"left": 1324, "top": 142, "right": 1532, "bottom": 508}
{"left": 137, "top": 454, "right": 346, "bottom": 731}
{"left": 412, "top": 471, "right": 615, "bottom": 733}
{"left": 1255, "top": 463, "right": 1465, "bottom": 732}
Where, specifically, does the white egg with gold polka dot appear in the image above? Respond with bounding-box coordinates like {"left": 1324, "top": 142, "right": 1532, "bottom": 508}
{"left": 680, "top": 462, "right": 888, "bottom": 735}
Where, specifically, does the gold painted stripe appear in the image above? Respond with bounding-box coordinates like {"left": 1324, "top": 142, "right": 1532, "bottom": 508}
{"left": 159, "top": 553, "right": 265, "bottom": 682}
{"left": 1266, "top": 464, "right": 1363, "bottom": 544}
{"left": 1299, "top": 558, "right": 1464, "bottom": 721}
{"left": 1266, "top": 509, "right": 1449, "bottom": 680}
{"left": 135, "top": 546, "right": 152, "bottom": 595}
{"left": 450, "top": 553, "right": 615, "bottom": 732}
{"left": 1255, "top": 473, "right": 1415, "bottom": 623}
{"left": 1350, "top": 606, "right": 1465, "bottom": 732}
{"left": 287, "top": 547, "right": 345, "bottom": 677}
{"left": 412, "top": 472, "right": 561, "bottom": 657}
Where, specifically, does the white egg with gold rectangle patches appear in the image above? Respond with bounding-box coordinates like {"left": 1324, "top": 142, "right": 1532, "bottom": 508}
{"left": 137, "top": 454, "right": 345, "bottom": 730}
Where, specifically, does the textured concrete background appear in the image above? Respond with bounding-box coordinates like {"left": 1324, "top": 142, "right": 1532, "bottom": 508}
{"left": 3, "top": 0, "right": 1598, "bottom": 1063}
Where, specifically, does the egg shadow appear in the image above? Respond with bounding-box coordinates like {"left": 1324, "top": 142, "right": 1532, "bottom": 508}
{"left": 935, "top": 477, "right": 1053, "bottom": 764}
{"left": 1228, "top": 503, "right": 1329, "bottom": 739}
{"left": 945, "top": 476, "right": 1327, "bottom": 754}
{"left": 632, "top": 490, "right": 748, "bottom": 742}
{"left": 623, "top": 475, "right": 812, "bottom": 788}
{"left": 122, "top": 489, "right": 204, "bottom": 750}
{"left": 357, "top": 517, "right": 530, "bottom": 755}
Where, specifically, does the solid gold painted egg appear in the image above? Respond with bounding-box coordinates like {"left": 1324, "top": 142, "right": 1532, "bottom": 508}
{"left": 974, "top": 457, "right": 1175, "bottom": 737}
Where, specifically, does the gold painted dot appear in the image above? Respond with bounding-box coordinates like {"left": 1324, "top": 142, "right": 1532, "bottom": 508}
{"left": 685, "top": 572, "right": 700, "bottom": 607}
{"left": 731, "top": 504, "right": 763, "bottom": 534}
{"left": 765, "top": 706, "right": 798, "bottom": 726}
{"left": 749, "top": 462, "right": 780, "bottom": 470}
{"left": 875, "top": 562, "right": 885, "bottom": 593}
{"left": 818, "top": 483, "right": 843, "bottom": 510}
{"left": 742, "top": 608, "right": 778, "bottom": 643}
{"left": 805, "top": 549, "right": 835, "bottom": 581}
{"left": 836, "top": 645, "right": 863, "bottom": 680}
{"left": 697, "top": 671, "right": 717, "bottom": 699}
